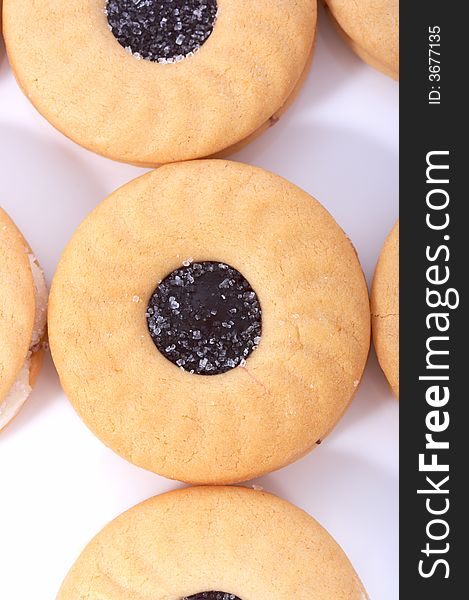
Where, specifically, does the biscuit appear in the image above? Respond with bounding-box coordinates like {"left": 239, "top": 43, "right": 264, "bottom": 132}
{"left": 371, "top": 220, "right": 399, "bottom": 397}
{"left": 0, "top": 208, "right": 48, "bottom": 431}
{"left": 48, "top": 160, "right": 370, "bottom": 484}
{"left": 57, "top": 486, "right": 368, "bottom": 600}
{"left": 3, "top": 1, "right": 317, "bottom": 166}
{"left": 325, "top": 0, "right": 399, "bottom": 79}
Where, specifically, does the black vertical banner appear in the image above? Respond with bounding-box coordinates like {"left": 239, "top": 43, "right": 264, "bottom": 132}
{"left": 400, "top": 2, "right": 466, "bottom": 597}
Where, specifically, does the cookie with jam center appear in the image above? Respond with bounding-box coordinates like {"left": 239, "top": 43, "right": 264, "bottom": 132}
{"left": 371, "top": 220, "right": 399, "bottom": 398}
{"left": 57, "top": 486, "right": 368, "bottom": 600}
{"left": 0, "top": 208, "right": 48, "bottom": 432}
{"left": 3, "top": 0, "right": 317, "bottom": 166}
{"left": 48, "top": 160, "right": 370, "bottom": 484}
{"left": 325, "top": 0, "right": 399, "bottom": 79}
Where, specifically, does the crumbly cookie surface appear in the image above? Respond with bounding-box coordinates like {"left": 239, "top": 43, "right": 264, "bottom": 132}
{"left": 57, "top": 486, "right": 368, "bottom": 600}
{"left": 3, "top": 0, "right": 317, "bottom": 165}
{"left": 325, "top": 0, "right": 399, "bottom": 79}
{"left": 371, "top": 220, "right": 399, "bottom": 397}
{"left": 49, "top": 160, "right": 370, "bottom": 483}
{"left": 0, "top": 208, "right": 35, "bottom": 402}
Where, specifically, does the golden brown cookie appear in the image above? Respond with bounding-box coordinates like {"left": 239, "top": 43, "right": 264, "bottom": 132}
{"left": 0, "top": 208, "right": 48, "bottom": 431}
{"left": 325, "top": 0, "right": 399, "bottom": 79}
{"left": 3, "top": 1, "right": 317, "bottom": 166}
{"left": 49, "top": 160, "right": 370, "bottom": 484}
{"left": 57, "top": 486, "right": 368, "bottom": 600}
{"left": 371, "top": 220, "right": 399, "bottom": 397}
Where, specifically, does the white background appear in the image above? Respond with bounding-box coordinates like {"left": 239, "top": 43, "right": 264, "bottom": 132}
{"left": 0, "top": 5, "right": 398, "bottom": 599}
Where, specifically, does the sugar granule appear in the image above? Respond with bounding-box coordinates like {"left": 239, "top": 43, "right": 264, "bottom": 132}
{"left": 146, "top": 261, "right": 262, "bottom": 376}
{"left": 106, "top": 0, "right": 218, "bottom": 63}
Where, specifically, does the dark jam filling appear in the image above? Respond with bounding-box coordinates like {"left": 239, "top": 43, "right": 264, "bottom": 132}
{"left": 183, "top": 594, "right": 242, "bottom": 600}
{"left": 106, "top": 0, "right": 218, "bottom": 62}
{"left": 146, "top": 261, "right": 262, "bottom": 375}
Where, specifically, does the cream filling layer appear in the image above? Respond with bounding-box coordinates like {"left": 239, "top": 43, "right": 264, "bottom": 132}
{"left": 0, "top": 255, "right": 47, "bottom": 430}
